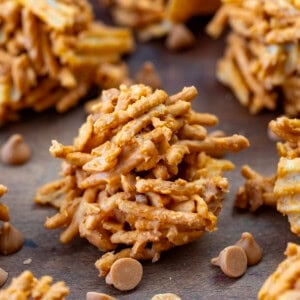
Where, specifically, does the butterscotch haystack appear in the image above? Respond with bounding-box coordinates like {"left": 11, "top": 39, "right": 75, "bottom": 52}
{"left": 35, "top": 84, "right": 249, "bottom": 277}
{"left": 207, "top": 0, "right": 300, "bottom": 116}
{"left": 0, "top": 0, "right": 133, "bottom": 125}
{"left": 259, "top": 243, "right": 300, "bottom": 300}
{"left": 102, "top": 0, "right": 220, "bottom": 42}
{"left": 0, "top": 270, "right": 69, "bottom": 299}
{"left": 236, "top": 117, "right": 300, "bottom": 235}
{"left": 0, "top": 185, "right": 9, "bottom": 222}
{"left": 272, "top": 117, "right": 300, "bottom": 235}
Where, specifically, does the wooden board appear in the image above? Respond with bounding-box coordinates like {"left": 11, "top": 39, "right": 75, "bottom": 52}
{"left": 1, "top": 2, "right": 298, "bottom": 299}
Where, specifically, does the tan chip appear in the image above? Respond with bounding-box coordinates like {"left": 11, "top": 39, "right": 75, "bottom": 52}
{"left": 235, "top": 232, "right": 263, "bottom": 266}
{"left": 207, "top": 0, "right": 300, "bottom": 116}
{"left": 0, "top": 134, "right": 31, "bottom": 165}
{"left": 105, "top": 257, "right": 143, "bottom": 291}
{"left": 35, "top": 84, "right": 249, "bottom": 278}
{"left": 135, "top": 61, "right": 162, "bottom": 90}
{"left": 258, "top": 243, "right": 300, "bottom": 300}
{"left": 0, "top": 270, "right": 69, "bottom": 299}
{"left": 211, "top": 245, "right": 248, "bottom": 278}
{"left": 166, "top": 24, "right": 195, "bottom": 51}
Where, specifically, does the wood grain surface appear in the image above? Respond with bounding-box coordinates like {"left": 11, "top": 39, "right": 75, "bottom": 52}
{"left": 0, "top": 2, "right": 298, "bottom": 299}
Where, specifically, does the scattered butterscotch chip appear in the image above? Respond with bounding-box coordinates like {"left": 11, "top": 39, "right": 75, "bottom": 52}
{"left": 0, "top": 134, "right": 31, "bottom": 165}
{"left": 0, "top": 222, "right": 24, "bottom": 255}
{"left": 0, "top": 270, "right": 69, "bottom": 299}
{"left": 211, "top": 245, "right": 247, "bottom": 278}
{"left": 86, "top": 291, "right": 116, "bottom": 300}
{"left": 151, "top": 293, "right": 181, "bottom": 300}
{"left": 166, "top": 24, "right": 195, "bottom": 51}
{"left": 258, "top": 243, "right": 300, "bottom": 299}
{"left": 0, "top": 267, "right": 8, "bottom": 287}
{"left": 135, "top": 61, "right": 162, "bottom": 90}
{"left": 105, "top": 257, "right": 143, "bottom": 291}
{"left": 235, "top": 232, "right": 263, "bottom": 266}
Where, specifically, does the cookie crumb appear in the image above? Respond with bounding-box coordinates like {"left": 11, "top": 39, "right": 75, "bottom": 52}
{"left": 23, "top": 258, "right": 32, "bottom": 265}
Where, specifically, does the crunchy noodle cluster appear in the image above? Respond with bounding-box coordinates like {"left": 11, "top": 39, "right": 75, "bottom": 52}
{"left": 236, "top": 117, "right": 300, "bottom": 236}
{"left": 0, "top": 270, "right": 69, "bottom": 299}
{"left": 207, "top": 0, "right": 300, "bottom": 115}
{"left": 0, "top": 0, "right": 134, "bottom": 125}
{"left": 0, "top": 184, "right": 9, "bottom": 222}
{"left": 259, "top": 243, "right": 300, "bottom": 300}
{"left": 35, "top": 84, "right": 249, "bottom": 277}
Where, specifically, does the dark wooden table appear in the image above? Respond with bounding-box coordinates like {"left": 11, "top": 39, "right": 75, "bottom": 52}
{"left": 1, "top": 2, "right": 298, "bottom": 299}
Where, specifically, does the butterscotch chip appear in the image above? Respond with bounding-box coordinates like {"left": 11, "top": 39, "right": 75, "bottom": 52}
{"left": 235, "top": 232, "right": 263, "bottom": 266}
{"left": 0, "top": 134, "right": 31, "bottom": 165}
{"left": 86, "top": 291, "right": 116, "bottom": 300}
{"left": 105, "top": 257, "right": 143, "bottom": 291}
{"left": 0, "top": 222, "right": 24, "bottom": 255}
{"left": 211, "top": 245, "right": 247, "bottom": 278}
{"left": 151, "top": 293, "right": 181, "bottom": 300}
{"left": 166, "top": 24, "right": 195, "bottom": 51}
{"left": 0, "top": 267, "right": 8, "bottom": 287}
{"left": 135, "top": 61, "right": 162, "bottom": 90}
